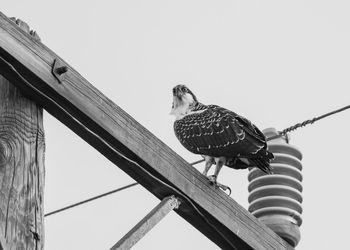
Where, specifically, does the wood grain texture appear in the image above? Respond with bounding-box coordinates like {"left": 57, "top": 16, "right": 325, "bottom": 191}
{"left": 0, "top": 225, "right": 8, "bottom": 250}
{"left": 0, "top": 11, "right": 292, "bottom": 250}
{"left": 0, "top": 18, "right": 44, "bottom": 250}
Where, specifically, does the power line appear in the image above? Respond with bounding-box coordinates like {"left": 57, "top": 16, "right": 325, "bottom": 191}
{"left": 45, "top": 183, "right": 138, "bottom": 217}
{"left": 267, "top": 104, "right": 350, "bottom": 141}
{"left": 44, "top": 159, "right": 204, "bottom": 217}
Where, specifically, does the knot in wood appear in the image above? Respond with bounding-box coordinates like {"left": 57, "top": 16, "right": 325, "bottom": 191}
{"left": 0, "top": 136, "right": 14, "bottom": 167}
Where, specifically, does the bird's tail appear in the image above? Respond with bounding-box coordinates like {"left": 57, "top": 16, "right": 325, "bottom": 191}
{"left": 250, "top": 150, "right": 274, "bottom": 174}
{"left": 225, "top": 150, "right": 274, "bottom": 174}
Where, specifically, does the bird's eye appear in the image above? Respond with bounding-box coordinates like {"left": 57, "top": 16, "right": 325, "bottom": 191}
{"left": 182, "top": 86, "right": 187, "bottom": 92}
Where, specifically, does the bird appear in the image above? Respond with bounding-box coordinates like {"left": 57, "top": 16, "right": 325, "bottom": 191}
{"left": 170, "top": 84, "right": 274, "bottom": 194}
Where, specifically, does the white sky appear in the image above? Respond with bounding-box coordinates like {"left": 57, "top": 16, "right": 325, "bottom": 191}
{"left": 3, "top": 1, "right": 350, "bottom": 249}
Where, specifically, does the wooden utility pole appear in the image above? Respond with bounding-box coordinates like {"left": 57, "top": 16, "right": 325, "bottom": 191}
{"left": 0, "top": 18, "right": 44, "bottom": 250}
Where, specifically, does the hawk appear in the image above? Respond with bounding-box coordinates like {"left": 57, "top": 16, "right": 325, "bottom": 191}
{"left": 170, "top": 84, "right": 273, "bottom": 193}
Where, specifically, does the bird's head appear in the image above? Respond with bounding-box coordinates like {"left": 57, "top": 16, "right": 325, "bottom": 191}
{"left": 170, "top": 84, "right": 198, "bottom": 119}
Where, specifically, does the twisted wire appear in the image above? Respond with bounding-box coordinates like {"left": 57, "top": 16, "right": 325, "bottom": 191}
{"left": 267, "top": 104, "right": 350, "bottom": 141}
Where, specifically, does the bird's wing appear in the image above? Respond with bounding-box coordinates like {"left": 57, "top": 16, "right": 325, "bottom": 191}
{"left": 234, "top": 114, "right": 267, "bottom": 147}
{"left": 174, "top": 105, "right": 266, "bottom": 157}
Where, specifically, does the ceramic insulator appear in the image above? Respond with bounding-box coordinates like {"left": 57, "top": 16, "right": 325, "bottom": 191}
{"left": 248, "top": 127, "right": 303, "bottom": 247}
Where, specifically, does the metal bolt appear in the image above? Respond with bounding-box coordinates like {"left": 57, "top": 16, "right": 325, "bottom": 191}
{"left": 55, "top": 66, "right": 68, "bottom": 75}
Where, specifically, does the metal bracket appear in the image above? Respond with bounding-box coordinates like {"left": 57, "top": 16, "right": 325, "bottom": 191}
{"left": 110, "top": 195, "right": 181, "bottom": 250}
{"left": 52, "top": 58, "right": 68, "bottom": 83}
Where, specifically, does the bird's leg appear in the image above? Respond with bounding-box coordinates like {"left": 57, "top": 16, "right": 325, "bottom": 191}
{"left": 213, "top": 157, "right": 225, "bottom": 178}
{"left": 208, "top": 157, "right": 231, "bottom": 195}
{"left": 207, "top": 156, "right": 225, "bottom": 183}
{"left": 202, "top": 156, "right": 213, "bottom": 176}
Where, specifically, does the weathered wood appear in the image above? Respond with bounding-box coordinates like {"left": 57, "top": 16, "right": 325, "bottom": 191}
{"left": 111, "top": 196, "right": 180, "bottom": 250}
{"left": 0, "top": 11, "right": 292, "bottom": 249}
{"left": 0, "top": 18, "right": 44, "bottom": 250}
{"left": 0, "top": 226, "right": 8, "bottom": 250}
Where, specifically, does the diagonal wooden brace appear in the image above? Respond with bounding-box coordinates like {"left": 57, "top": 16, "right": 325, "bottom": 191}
{"left": 110, "top": 196, "right": 181, "bottom": 250}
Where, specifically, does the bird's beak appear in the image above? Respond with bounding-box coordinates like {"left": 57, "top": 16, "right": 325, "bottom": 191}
{"left": 172, "top": 87, "right": 183, "bottom": 98}
{"left": 170, "top": 95, "right": 182, "bottom": 115}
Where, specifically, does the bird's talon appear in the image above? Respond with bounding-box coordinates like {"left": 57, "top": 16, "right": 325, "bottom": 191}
{"left": 207, "top": 175, "right": 217, "bottom": 185}
{"left": 206, "top": 175, "right": 231, "bottom": 195}
{"left": 219, "top": 185, "right": 232, "bottom": 195}
{"left": 215, "top": 182, "right": 232, "bottom": 195}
